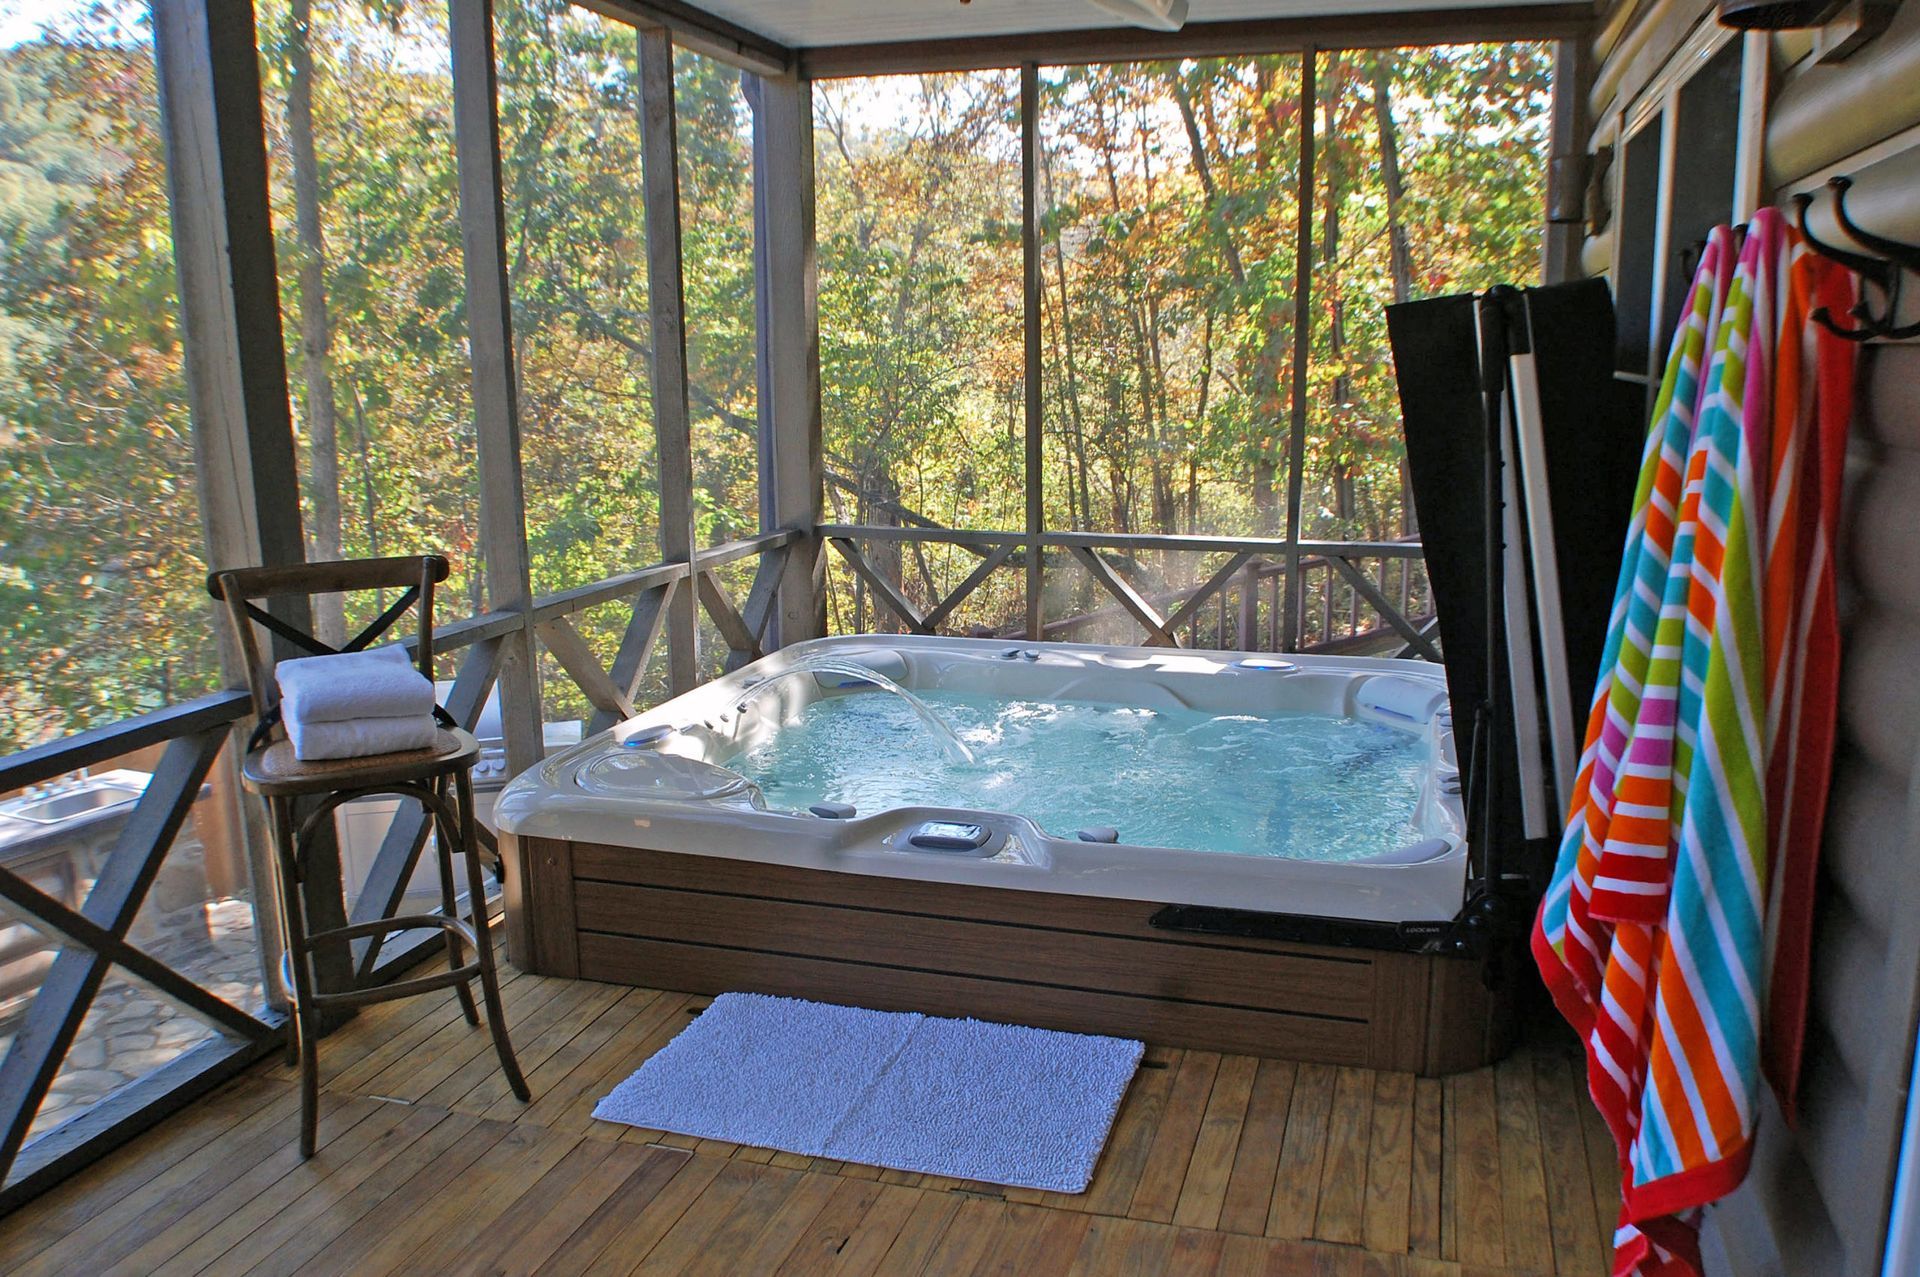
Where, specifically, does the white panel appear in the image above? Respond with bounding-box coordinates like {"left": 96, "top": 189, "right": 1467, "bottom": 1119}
{"left": 694, "top": 0, "right": 1569, "bottom": 47}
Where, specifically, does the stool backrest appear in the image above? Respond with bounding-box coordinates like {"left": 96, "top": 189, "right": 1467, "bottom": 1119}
{"left": 207, "top": 556, "right": 449, "bottom": 729}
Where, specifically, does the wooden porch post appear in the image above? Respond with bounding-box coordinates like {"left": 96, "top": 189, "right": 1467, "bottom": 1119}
{"left": 448, "top": 0, "right": 546, "bottom": 964}
{"left": 1542, "top": 38, "right": 1591, "bottom": 285}
{"left": 1281, "top": 52, "right": 1317, "bottom": 653}
{"left": 638, "top": 25, "right": 701, "bottom": 692}
{"left": 152, "top": 0, "right": 352, "bottom": 1002}
{"left": 747, "top": 69, "right": 824, "bottom": 649}
{"left": 1021, "top": 63, "right": 1044, "bottom": 642}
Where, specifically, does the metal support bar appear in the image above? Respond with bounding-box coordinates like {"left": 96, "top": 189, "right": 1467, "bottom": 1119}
{"left": 1068, "top": 546, "right": 1179, "bottom": 647}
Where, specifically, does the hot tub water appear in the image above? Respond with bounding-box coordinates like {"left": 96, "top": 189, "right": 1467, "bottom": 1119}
{"left": 718, "top": 689, "right": 1427, "bottom": 863}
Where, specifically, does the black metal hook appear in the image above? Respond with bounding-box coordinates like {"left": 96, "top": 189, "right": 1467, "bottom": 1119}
{"left": 1793, "top": 176, "right": 1920, "bottom": 341}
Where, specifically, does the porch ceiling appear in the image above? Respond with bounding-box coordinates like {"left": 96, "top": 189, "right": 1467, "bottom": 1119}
{"left": 692, "top": 0, "right": 1578, "bottom": 46}
{"left": 616, "top": 0, "right": 1595, "bottom": 77}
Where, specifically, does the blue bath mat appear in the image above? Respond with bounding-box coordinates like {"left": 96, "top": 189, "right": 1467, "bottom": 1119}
{"left": 591, "top": 992, "right": 1144, "bottom": 1193}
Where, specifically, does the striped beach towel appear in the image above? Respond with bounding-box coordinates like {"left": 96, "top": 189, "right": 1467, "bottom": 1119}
{"left": 1532, "top": 207, "right": 1855, "bottom": 1277}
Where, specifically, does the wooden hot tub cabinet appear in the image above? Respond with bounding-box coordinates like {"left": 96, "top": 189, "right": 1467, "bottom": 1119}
{"left": 507, "top": 834, "right": 1512, "bottom": 1077}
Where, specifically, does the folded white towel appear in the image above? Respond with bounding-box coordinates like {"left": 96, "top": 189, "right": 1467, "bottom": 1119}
{"left": 285, "top": 714, "right": 440, "bottom": 762}
{"left": 276, "top": 644, "right": 435, "bottom": 726}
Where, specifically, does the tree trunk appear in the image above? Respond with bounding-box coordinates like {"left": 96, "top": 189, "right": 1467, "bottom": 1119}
{"left": 288, "top": 0, "right": 343, "bottom": 643}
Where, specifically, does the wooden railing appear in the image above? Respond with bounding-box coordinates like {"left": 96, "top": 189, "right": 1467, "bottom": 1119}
{"left": 819, "top": 525, "right": 1438, "bottom": 661}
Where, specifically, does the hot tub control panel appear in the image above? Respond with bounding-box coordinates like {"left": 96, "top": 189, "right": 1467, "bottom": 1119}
{"left": 907, "top": 820, "right": 992, "bottom": 852}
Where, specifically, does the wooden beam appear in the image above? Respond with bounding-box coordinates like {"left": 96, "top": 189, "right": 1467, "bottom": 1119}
{"left": 1326, "top": 554, "right": 1443, "bottom": 661}
{"left": 799, "top": 6, "right": 1596, "bottom": 78}
{"left": 0, "top": 728, "right": 227, "bottom": 1180}
{"left": 0, "top": 690, "right": 249, "bottom": 795}
{"left": 922, "top": 543, "right": 1017, "bottom": 634}
{"left": 639, "top": 25, "right": 700, "bottom": 695}
{"left": 827, "top": 538, "right": 929, "bottom": 633}
{"left": 0, "top": 865, "right": 272, "bottom": 1042}
{"left": 575, "top": 0, "right": 792, "bottom": 77}
{"left": 1282, "top": 53, "right": 1317, "bottom": 653}
{"left": 1021, "top": 63, "right": 1044, "bottom": 642}
{"left": 538, "top": 614, "right": 639, "bottom": 720}
{"left": 1163, "top": 551, "right": 1256, "bottom": 635}
{"left": 747, "top": 69, "right": 824, "bottom": 649}
{"left": 448, "top": 0, "right": 546, "bottom": 966}
{"left": 530, "top": 559, "right": 686, "bottom": 625}
{"left": 587, "top": 580, "right": 677, "bottom": 735}
{"left": 739, "top": 543, "right": 791, "bottom": 644}
{"left": 695, "top": 570, "right": 762, "bottom": 669}
{"left": 1068, "top": 546, "right": 1179, "bottom": 647}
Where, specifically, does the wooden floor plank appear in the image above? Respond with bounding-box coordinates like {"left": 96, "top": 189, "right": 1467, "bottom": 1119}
{"left": 1312, "top": 1065, "right": 1376, "bottom": 1245}
{"left": 1363, "top": 1069, "right": 1416, "bottom": 1255}
{"left": 185, "top": 1103, "right": 459, "bottom": 1277}
{"left": 1173, "top": 1052, "right": 1257, "bottom": 1231}
{"left": 1131, "top": 1050, "right": 1221, "bottom": 1222}
{"left": 437, "top": 1136, "right": 643, "bottom": 1277}
{"left": 1408, "top": 1075, "right": 1446, "bottom": 1259}
{"left": 1449, "top": 1066, "right": 1505, "bottom": 1269}
{"left": 1080, "top": 1052, "right": 1181, "bottom": 1216}
{"left": 1575, "top": 1054, "right": 1622, "bottom": 1269}
{"left": 17, "top": 1084, "right": 309, "bottom": 1277}
{"left": 772, "top": 1188, "right": 886, "bottom": 1273}
{"left": 552, "top": 1150, "right": 721, "bottom": 1276}
{"left": 917, "top": 1196, "right": 1007, "bottom": 1277}
{"left": 1216, "top": 1057, "right": 1295, "bottom": 1237}
{"left": 1494, "top": 1055, "right": 1554, "bottom": 1276}
{"left": 97, "top": 1095, "right": 388, "bottom": 1277}
{"left": 1066, "top": 1214, "right": 1178, "bottom": 1276}
{"left": 276, "top": 1115, "right": 518, "bottom": 1277}
{"left": 650, "top": 1161, "right": 800, "bottom": 1275}
{"left": 1531, "top": 1052, "right": 1606, "bottom": 1277}
{"left": 844, "top": 1185, "right": 959, "bottom": 1275}
{"left": 1265, "top": 1060, "right": 1336, "bottom": 1240}
{"left": 0, "top": 1074, "right": 282, "bottom": 1268}
{"left": 0, "top": 934, "right": 1605, "bottom": 1277}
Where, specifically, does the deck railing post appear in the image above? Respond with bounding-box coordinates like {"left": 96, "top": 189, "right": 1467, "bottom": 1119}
{"left": 747, "top": 68, "right": 824, "bottom": 649}
{"left": 1281, "top": 50, "right": 1317, "bottom": 654}
{"left": 637, "top": 25, "right": 701, "bottom": 693}
{"left": 153, "top": 0, "right": 351, "bottom": 1005}
{"left": 449, "top": 0, "right": 545, "bottom": 963}
{"left": 1021, "top": 63, "right": 1044, "bottom": 642}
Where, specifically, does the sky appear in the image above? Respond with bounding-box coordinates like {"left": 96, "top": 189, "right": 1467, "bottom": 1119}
{"left": 0, "top": 0, "right": 138, "bottom": 48}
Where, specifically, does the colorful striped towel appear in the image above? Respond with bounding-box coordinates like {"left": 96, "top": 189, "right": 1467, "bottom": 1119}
{"left": 1533, "top": 207, "right": 1855, "bottom": 1277}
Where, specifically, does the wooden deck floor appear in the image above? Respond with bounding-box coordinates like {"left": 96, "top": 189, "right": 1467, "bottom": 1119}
{"left": 0, "top": 947, "right": 1618, "bottom": 1275}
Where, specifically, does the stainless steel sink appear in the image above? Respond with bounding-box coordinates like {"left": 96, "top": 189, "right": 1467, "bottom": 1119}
{"left": 3, "top": 784, "right": 141, "bottom": 825}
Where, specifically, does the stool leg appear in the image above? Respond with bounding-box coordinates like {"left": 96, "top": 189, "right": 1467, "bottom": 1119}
{"left": 432, "top": 777, "right": 479, "bottom": 1026}
{"left": 456, "top": 767, "right": 528, "bottom": 1101}
{"left": 273, "top": 796, "right": 323, "bottom": 1157}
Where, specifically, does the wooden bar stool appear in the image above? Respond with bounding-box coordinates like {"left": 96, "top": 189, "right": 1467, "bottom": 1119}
{"left": 208, "top": 555, "right": 528, "bottom": 1156}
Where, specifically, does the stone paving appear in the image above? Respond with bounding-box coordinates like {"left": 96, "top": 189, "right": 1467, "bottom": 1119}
{"left": 2, "top": 857, "right": 269, "bottom": 1146}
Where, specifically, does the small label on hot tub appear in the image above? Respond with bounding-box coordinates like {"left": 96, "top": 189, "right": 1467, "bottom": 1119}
{"left": 908, "top": 821, "right": 991, "bottom": 851}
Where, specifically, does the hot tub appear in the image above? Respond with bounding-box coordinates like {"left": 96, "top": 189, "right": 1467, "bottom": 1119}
{"left": 496, "top": 636, "right": 1509, "bottom": 1075}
